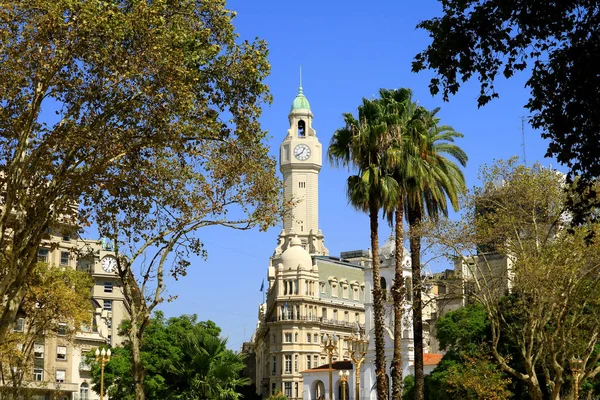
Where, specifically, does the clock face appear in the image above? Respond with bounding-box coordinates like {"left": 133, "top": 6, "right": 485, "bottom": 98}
{"left": 294, "top": 144, "right": 311, "bottom": 161}
{"left": 101, "top": 256, "right": 117, "bottom": 273}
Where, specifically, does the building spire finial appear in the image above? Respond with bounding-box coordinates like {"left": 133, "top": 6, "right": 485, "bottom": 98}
{"left": 299, "top": 65, "right": 303, "bottom": 94}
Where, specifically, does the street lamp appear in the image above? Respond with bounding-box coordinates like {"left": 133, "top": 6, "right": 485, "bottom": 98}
{"left": 570, "top": 357, "right": 584, "bottom": 400}
{"left": 53, "top": 381, "right": 61, "bottom": 400}
{"left": 323, "top": 333, "right": 338, "bottom": 400}
{"left": 95, "top": 348, "right": 111, "bottom": 400}
{"left": 347, "top": 326, "right": 369, "bottom": 400}
{"left": 338, "top": 370, "right": 349, "bottom": 400}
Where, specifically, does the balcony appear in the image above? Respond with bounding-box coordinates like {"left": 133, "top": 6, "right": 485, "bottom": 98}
{"left": 79, "top": 361, "right": 92, "bottom": 371}
{"left": 266, "top": 315, "right": 364, "bottom": 330}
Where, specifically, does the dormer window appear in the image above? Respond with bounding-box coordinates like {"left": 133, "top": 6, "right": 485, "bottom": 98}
{"left": 298, "top": 120, "right": 306, "bottom": 137}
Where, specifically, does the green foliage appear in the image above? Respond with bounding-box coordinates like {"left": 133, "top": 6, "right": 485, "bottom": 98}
{"left": 413, "top": 0, "right": 600, "bottom": 223}
{"left": 87, "top": 313, "right": 248, "bottom": 399}
{"left": 266, "top": 392, "right": 288, "bottom": 400}
{"left": 435, "top": 303, "right": 489, "bottom": 353}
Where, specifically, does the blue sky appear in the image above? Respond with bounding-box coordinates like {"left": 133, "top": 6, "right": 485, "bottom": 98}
{"left": 154, "top": 0, "right": 564, "bottom": 350}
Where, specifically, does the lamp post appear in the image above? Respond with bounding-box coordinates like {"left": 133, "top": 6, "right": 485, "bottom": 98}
{"left": 323, "top": 333, "right": 338, "bottom": 400}
{"left": 570, "top": 357, "right": 584, "bottom": 400}
{"left": 338, "top": 370, "right": 349, "bottom": 400}
{"left": 347, "top": 326, "right": 369, "bottom": 400}
{"left": 53, "top": 382, "right": 61, "bottom": 400}
{"left": 95, "top": 348, "right": 111, "bottom": 400}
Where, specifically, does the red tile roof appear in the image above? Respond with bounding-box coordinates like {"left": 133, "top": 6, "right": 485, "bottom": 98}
{"left": 302, "top": 360, "right": 353, "bottom": 373}
{"left": 423, "top": 353, "right": 444, "bottom": 366}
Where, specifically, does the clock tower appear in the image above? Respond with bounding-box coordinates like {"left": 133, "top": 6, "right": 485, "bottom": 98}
{"left": 277, "top": 85, "right": 328, "bottom": 256}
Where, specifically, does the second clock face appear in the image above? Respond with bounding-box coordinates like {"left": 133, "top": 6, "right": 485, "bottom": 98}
{"left": 101, "top": 256, "right": 117, "bottom": 273}
{"left": 294, "top": 144, "right": 311, "bottom": 161}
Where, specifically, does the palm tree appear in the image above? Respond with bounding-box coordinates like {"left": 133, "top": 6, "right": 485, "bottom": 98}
{"left": 328, "top": 98, "right": 399, "bottom": 400}
{"left": 170, "top": 332, "right": 250, "bottom": 400}
{"left": 376, "top": 88, "right": 418, "bottom": 399}
{"left": 403, "top": 107, "right": 467, "bottom": 400}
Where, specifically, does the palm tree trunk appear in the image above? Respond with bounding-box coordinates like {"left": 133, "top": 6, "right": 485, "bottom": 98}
{"left": 391, "top": 203, "right": 404, "bottom": 399}
{"left": 409, "top": 209, "right": 425, "bottom": 400}
{"left": 370, "top": 202, "right": 388, "bottom": 400}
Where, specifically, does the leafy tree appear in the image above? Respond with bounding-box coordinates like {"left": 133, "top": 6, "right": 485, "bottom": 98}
{"left": 426, "top": 159, "right": 600, "bottom": 400}
{"left": 329, "top": 98, "right": 400, "bottom": 400}
{"left": 88, "top": 313, "right": 249, "bottom": 400}
{"left": 435, "top": 303, "right": 490, "bottom": 353}
{"left": 0, "top": 0, "right": 274, "bottom": 358}
{"left": 412, "top": 0, "right": 600, "bottom": 222}
{"left": 0, "top": 1, "right": 278, "bottom": 398}
{"left": 0, "top": 263, "right": 92, "bottom": 399}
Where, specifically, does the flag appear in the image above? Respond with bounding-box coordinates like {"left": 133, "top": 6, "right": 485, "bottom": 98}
{"left": 259, "top": 279, "right": 265, "bottom": 292}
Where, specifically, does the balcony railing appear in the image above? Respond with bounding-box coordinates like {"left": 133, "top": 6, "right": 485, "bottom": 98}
{"left": 266, "top": 316, "right": 364, "bottom": 330}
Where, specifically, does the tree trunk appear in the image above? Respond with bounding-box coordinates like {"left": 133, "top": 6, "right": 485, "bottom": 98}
{"left": 391, "top": 204, "right": 404, "bottom": 399}
{"left": 370, "top": 202, "right": 388, "bottom": 400}
{"left": 129, "top": 308, "right": 146, "bottom": 400}
{"left": 409, "top": 210, "right": 425, "bottom": 400}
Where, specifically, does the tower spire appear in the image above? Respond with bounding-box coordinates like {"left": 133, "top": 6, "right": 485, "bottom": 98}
{"left": 299, "top": 65, "right": 303, "bottom": 94}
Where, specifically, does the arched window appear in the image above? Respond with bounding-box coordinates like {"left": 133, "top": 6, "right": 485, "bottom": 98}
{"left": 380, "top": 277, "right": 387, "bottom": 300}
{"left": 298, "top": 120, "right": 306, "bottom": 137}
{"left": 80, "top": 382, "right": 89, "bottom": 400}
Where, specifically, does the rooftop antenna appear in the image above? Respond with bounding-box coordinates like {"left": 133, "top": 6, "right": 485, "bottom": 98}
{"left": 521, "top": 116, "right": 527, "bottom": 166}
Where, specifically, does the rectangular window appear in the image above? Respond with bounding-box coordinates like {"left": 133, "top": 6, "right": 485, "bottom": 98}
{"left": 307, "top": 333, "right": 311, "bottom": 343}
{"left": 107, "top": 317, "right": 112, "bottom": 329}
{"left": 320, "top": 282, "right": 325, "bottom": 293}
{"left": 333, "top": 309, "right": 338, "bottom": 320}
{"left": 13, "top": 318, "right": 24, "bottom": 332}
{"left": 284, "top": 382, "right": 292, "bottom": 397}
{"left": 57, "top": 323, "right": 67, "bottom": 336}
{"left": 33, "top": 368, "right": 43, "bottom": 381}
{"left": 103, "top": 300, "right": 112, "bottom": 311}
{"left": 307, "top": 355, "right": 311, "bottom": 369}
{"left": 322, "top": 307, "right": 327, "bottom": 319}
{"left": 37, "top": 248, "right": 49, "bottom": 263}
{"left": 60, "top": 251, "right": 69, "bottom": 266}
{"left": 284, "top": 333, "right": 292, "bottom": 343}
{"left": 343, "top": 285, "right": 348, "bottom": 298}
{"left": 272, "top": 357, "right": 276, "bottom": 375}
{"left": 56, "top": 345, "right": 67, "bottom": 360}
{"left": 353, "top": 288, "right": 359, "bottom": 300}
{"left": 104, "top": 282, "right": 113, "bottom": 293}
{"left": 294, "top": 332, "right": 298, "bottom": 342}
{"left": 345, "top": 311, "right": 349, "bottom": 322}
{"left": 284, "top": 355, "right": 292, "bottom": 373}
{"left": 294, "top": 354, "right": 298, "bottom": 372}
{"left": 34, "top": 343, "right": 44, "bottom": 359}
{"left": 355, "top": 313, "right": 360, "bottom": 323}
{"left": 314, "top": 333, "right": 319, "bottom": 343}
{"left": 108, "top": 335, "right": 112, "bottom": 345}
{"left": 272, "top": 383, "right": 276, "bottom": 395}
{"left": 55, "top": 369, "right": 65, "bottom": 383}
{"left": 314, "top": 355, "right": 318, "bottom": 366}
{"left": 62, "top": 233, "right": 71, "bottom": 242}
{"left": 331, "top": 283, "right": 338, "bottom": 297}
{"left": 295, "top": 382, "right": 299, "bottom": 398}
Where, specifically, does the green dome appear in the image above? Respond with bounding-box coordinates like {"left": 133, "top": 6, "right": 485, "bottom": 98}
{"left": 291, "top": 86, "right": 311, "bottom": 111}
